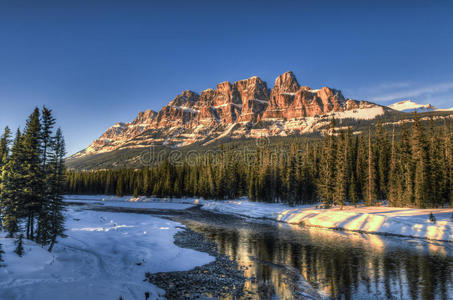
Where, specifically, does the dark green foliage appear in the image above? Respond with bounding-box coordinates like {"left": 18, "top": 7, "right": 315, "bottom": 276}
{"left": 0, "top": 243, "right": 5, "bottom": 263}
{"left": 0, "top": 107, "right": 66, "bottom": 251}
{"left": 1, "top": 129, "right": 24, "bottom": 237}
{"left": 15, "top": 234, "right": 24, "bottom": 256}
{"left": 67, "top": 116, "right": 453, "bottom": 208}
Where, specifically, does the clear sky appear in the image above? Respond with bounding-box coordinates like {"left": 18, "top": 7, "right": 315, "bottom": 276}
{"left": 1, "top": 0, "right": 452, "bottom": 155}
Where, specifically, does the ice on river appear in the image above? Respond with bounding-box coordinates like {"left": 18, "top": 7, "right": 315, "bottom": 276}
{"left": 0, "top": 207, "right": 214, "bottom": 300}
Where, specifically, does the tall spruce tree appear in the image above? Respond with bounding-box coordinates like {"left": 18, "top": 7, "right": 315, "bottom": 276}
{"left": 411, "top": 114, "right": 430, "bottom": 208}
{"left": 22, "top": 108, "right": 43, "bottom": 240}
{"left": 0, "top": 126, "right": 12, "bottom": 229}
{"left": 318, "top": 119, "right": 337, "bottom": 207}
{"left": 1, "top": 129, "right": 24, "bottom": 237}
{"left": 47, "top": 128, "right": 66, "bottom": 252}
{"left": 334, "top": 131, "right": 348, "bottom": 208}
{"left": 366, "top": 129, "right": 377, "bottom": 206}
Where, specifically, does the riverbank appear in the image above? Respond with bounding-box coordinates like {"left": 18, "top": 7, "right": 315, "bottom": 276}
{"left": 64, "top": 195, "right": 453, "bottom": 242}
{"left": 202, "top": 200, "right": 453, "bottom": 242}
{"left": 146, "top": 227, "right": 247, "bottom": 299}
{"left": 0, "top": 206, "right": 213, "bottom": 300}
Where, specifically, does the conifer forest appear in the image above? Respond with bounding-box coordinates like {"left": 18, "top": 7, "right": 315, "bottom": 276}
{"left": 67, "top": 116, "right": 453, "bottom": 209}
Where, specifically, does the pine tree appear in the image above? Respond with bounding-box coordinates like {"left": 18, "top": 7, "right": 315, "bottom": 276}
{"left": 1, "top": 129, "right": 24, "bottom": 237}
{"left": 412, "top": 114, "right": 430, "bottom": 208}
{"left": 0, "top": 126, "right": 12, "bottom": 229}
{"left": 37, "top": 107, "right": 56, "bottom": 245}
{"left": 15, "top": 234, "right": 24, "bottom": 256}
{"left": 21, "top": 108, "right": 43, "bottom": 240}
{"left": 388, "top": 126, "right": 399, "bottom": 206}
{"left": 317, "top": 119, "right": 337, "bottom": 207}
{"left": 47, "top": 128, "right": 66, "bottom": 252}
{"left": 334, "top": 131, "right": 348, "bottom": 208}
{"left": 0, "top": 243, "right": 5, "bottom": 264}
{"left": 398, "top": 124, "right": 414, "bottom": 207}
{"left": 375, "top": 120, "right": 390, "bottom": 200}
{"left": 0, "top": 126, "right": 11, "bottom": 166}
{"left": 366, "top": 129, "right": 377, "bottom": 206}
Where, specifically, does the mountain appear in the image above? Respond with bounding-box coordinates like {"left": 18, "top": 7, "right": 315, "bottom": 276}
{"left": 388, "top": 100, "right": 438, "bottom": 112}
{"left": 70, "top": 71, "right": 387, "bottom": 161}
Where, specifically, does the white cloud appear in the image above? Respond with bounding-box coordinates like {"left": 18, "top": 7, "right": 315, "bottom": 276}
{"left": 348, "top": 81, "right": 453, "bottom": 108}
{"left": 372, "top": 82, "right": 453, "bottom": 102}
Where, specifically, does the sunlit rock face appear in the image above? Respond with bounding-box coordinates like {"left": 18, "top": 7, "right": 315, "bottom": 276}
{"left": 71, "top": 72, "right": 385, "bottom": 158}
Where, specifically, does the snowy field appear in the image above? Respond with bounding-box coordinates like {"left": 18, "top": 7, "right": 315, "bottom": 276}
{"left": 0, "top": 205, "right": 213, "bottom": 300}
{"left": 64, "top": 195, "right": 453, "bottom": 242}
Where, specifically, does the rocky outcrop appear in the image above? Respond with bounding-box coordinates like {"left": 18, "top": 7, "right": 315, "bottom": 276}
{"left": 71, "top": 72, "right": 386, "bottom": 158}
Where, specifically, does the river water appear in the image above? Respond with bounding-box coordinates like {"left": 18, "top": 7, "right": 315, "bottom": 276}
{"left": 168, "top": 208, "right": 453, "bottom": 300}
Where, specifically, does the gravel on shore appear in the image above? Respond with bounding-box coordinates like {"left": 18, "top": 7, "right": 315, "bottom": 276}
{"left": 145, "top": 227, "right": 246, "bottom": 299}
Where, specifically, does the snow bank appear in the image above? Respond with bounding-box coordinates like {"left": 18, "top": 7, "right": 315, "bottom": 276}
{"left": 201, "top": 200, "right": 453, "bottom": 242}
{"left": 0, "top": 207, "right": 213, "bottom": 300}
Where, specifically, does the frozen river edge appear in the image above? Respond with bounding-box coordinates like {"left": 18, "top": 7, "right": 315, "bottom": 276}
{"left": 66, "top": 195, "right": 453, "bottom": 243}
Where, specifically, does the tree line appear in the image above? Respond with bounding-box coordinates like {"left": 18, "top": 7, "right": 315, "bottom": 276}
{"left": 0, "top": 107, "right": 66, "bottom": 253}
{"left": 66, "top": 115, "right": 453, "bottom": 208}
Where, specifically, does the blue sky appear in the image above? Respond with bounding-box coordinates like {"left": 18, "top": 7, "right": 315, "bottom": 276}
{"left": 0, "top": 0, "right": 452, "bottom": 155}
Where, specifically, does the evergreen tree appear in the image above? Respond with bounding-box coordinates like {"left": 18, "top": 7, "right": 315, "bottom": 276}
{"left": 366, "top": 129, "right": 377, "bottom": 206}
{"left": 1, "top": 129, "right": 24, "bottom": 237}
{"left": 0, "top": 243, "right": 5, "bottom": 264}
{"left": 15, "top": 234, "right": 24, "bottom": 256}
{"left": 37, "top": 107, "right": 56, "bottom": 245}
{"left": 0, "top": 126, "right": 11, "bottom": 166}
{"left": 47, "top": 128, "right": 66, "bottom": 252}
{"left": 412, "top": 114, "right": 430, "bottom": 208}
{"left": 21, "top": 108, "right": 43, "bottom": 240}
{"left": 375, "top": 120, "right": 390, "bottom": 199}
{"left": 317, "top": 119, "right": 337, "bottom": 207}
{"left": 334, "top": 131, "right": 348, "bottom": 208}
{"left": 0, "top": 126, "right": 12, "bottom": 229}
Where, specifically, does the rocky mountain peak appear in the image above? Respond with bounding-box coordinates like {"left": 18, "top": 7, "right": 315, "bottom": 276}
{"left": 273, "top": 71, "right": 300, "bottom": 93}
{"left": 134, "top": 109, "right": 157, "bottom": 124}
{"left": 168, "top": 90, "right": 200, "bottom": 107}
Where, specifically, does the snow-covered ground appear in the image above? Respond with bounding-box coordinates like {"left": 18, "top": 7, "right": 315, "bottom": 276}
{"left": 64, "top": 195, "right": 453, "bottom": 242}
{"left": 0, "top": 205, "right": 213, "bottom": 300}
{"left": 201, "top": 200, "right": 453, "bottom": 242}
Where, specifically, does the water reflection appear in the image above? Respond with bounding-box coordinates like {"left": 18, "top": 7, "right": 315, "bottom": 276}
{"left": 184, "top": 219, "right": 453, "bottom": 300}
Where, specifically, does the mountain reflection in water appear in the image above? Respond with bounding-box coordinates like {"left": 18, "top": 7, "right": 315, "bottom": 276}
{"left": 181, "top": 216, "right": 453, "bottom": 300}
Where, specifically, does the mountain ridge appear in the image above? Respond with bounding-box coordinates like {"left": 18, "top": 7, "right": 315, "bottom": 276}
{"left": 70, "top": 71, "right": 390, "bottom": 159}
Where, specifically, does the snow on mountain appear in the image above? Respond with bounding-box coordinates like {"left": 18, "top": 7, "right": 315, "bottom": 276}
{"left": 388, "top": 100, "right": 437, "bottom": 112}
{"left": 437, "top": 107, "right": 453, "bottom": 112}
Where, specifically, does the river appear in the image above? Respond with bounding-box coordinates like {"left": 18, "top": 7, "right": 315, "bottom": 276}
{"left": 87, "top": 204, "right": 453, "bottom": 300}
